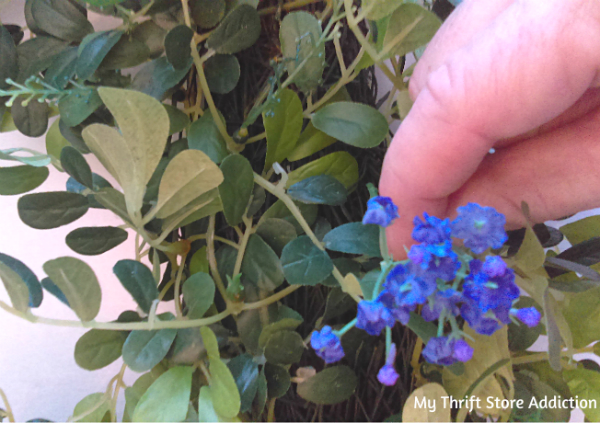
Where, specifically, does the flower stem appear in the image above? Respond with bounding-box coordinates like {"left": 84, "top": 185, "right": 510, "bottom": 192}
{"left": 333, "top": 318, "right": 357, "bottom": 337}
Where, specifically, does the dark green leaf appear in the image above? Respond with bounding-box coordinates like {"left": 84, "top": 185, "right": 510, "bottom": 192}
{"left": 18, "top": 191, "right": 89, "bottom": 229}
{"left": 61, "top": 146, "right": 93, "bottom": 189}
{"left": 44, "top": 46, "right": 78, "bottom": 89}
{"left": 287, "top": 174, "right": 348, "bottom": 206}
{"left": 75, "top": 329, "right": 127, "bottom": 370}
{"left": 130, "top": 56, "right": 193, "bottom": 100}
{"left": 264, "top": 363, "right": 290, "bottom": 398}
{"left": 113, "top": 259, "right": 159, "bottom": 314}
{"left": 41, "top": 277, "right": 69, "bottom": 306}
{"left": 0, "top": 261, "right": 30, "bottom": 312}
{"left": 164, "top": 25, "right": 194, "bottom": 70}
{"left": 99, "top": 36, "right": 151, "bottom": 70}
{"left": 0, "top": 252, "right": 43, "bottom": 308}
{"left": 312, "top": 102, "right": 388, "bottom": 148}
{"left": 205, "top": 54, "right": 240, "bottom": 94}
{"left": 11, "top": 97, "right": 48, "bottom": 137}
{"left": 206, "top": 4, "right": 261, "bottom": 53}
{"left": 66, "top": 226, "right": 128, "bottom": 256}
{"left": 188, "top": 109, "right": 229, "bottom": 164}
{"left": 260, "top": 199, "right": 318, "bottom": 235}
{"left": 255, "top": 368, "right": 268, "bottom": 415}
{"left": 58, "top": 90, "right": 103, "bottom": 127}
{"left": 191, "top": 0, "right": 226, "bottom": 28}
{"left": 131, "top": 20, "right": 166, "bottom": 59}
{"left": 30, "top": 0, "right": 93, "bottom": 42}
{"left": 164, "top": 104, "right": 190, "bottom": 135}
{"left": 264, "top": 330, "right": 305, "bottom": 365}
{"left": 323, "top": 257, "right": 361, "bottom": 288}
{"left": 241, "top": 234, "right": 285, "bottom": 291}
{"left": 0, "top": 25, "right": 18, "bottom": 90}
{"left": 0, "top": 165, "right": 49, "bottom": 195}
{"left": 323, "top": 222, "right": 381, "bottom": 257}
{"left": 59, "top": 119, "right": 90, "bottom": 153}
{"left": 296, "top": 366, "right": 357, "bottom": 405}
{"left": 383, "top": 4, "right": 441, "bottom": 57}
{"left": 123, "top": 326, "right": 178, "bottom": 372}
{"left": 322, "top": 288, "right": 355, "bottom": 322}
{"left": 219, "top": 154, "right": 254, "bottom": 226}
{"left": 76, "top": 31, "right": 123, "bottom": 81}
{"left": 258, "top": 317, "right": 302, "bottom": 350}
{"left": 281, "top": 235, "right": 333, "bottom": 286}
{"left": 256, "top": 218, "right": 297, "bottom": 255}
{"left": 407, "top": 312, "right": 437, "bottom": 343}
{"left": 227, "top": 353, "right": 259, "bottom": 413}
{"left": 182, "top": 272, "right": 215, "bottom": 319}
{"left": 16, "top": 36, "right": 68, "bottom": 82}
{"left": 43, "top": 256, "right": 101, "bottom": 321}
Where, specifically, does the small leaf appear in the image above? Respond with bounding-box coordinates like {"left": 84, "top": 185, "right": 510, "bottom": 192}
{"left": 130, "top": 56, "right": 193, "bottom": 100}
{"left": 383, "top": 4, "right": 441, "bottom": 58}
{"left": 241, "top": 234, "right": 285, "bottom": 291}
{"left": 74, "top": 329, "right": 127, "bottom": 370}
{"left": 258, "top": 318, "right": 302, "bottom": 350}
{"left": 264, "top": 363, "right": 291, "bottom": 398}
{"left": 58, "top": 89, "right": 103, "bottom": 127}
{"left": 61, "top": 146, "right": 93, "bottom": 189}
{"left": 312, "top": 102, "right": 388, "bottom": 148}
{"left": 30, "top": 0, "right": 93, "bottom": 43}
{"left": 99, "top": 36, "right": 150, "bottom": 70}
{"left": 113, "top": 260, "right": 159, "bottom": 314}
{"left": 41, "top": 277, "right": 69, "bottom": 306}
{"left": 124, "top": 372, "right": 160, "bottom": 421}
{"left": 263, "top": 88, "right": 303, "bottom": 172}
{"left": 200, "top": 326, "right": 220, "bottom": 360}
{"left": 188, "top": 109, "right": 229, "bottom": 164}
{"left": 123, "top": 325, "right": 178, "bottom": 372}
{"left": 205, "top": 54, "right": 240, "bottom": 94}
{"left": 191, "top": 0, "right": 226, "bottom": 29}
{"left": 261, "top": 199, "right": 318, "bottom": 234}
{"left": 286, "top": 151, "right": 359, "bottom": 190}
{"left": 264, "top": 330, "right": 305, "bottom": 365}
{"left": 255, "top": 218, "right": 297, "bottom": 255}
{"left": 11, "top": 96, "right": 48, "bottom": 137}
{"left": 131, "top": 20, "right": 166, "bottom": 59}
{"left": 219, "top": 154, "right": 254, "bottom": 226}
{"left": 227, "top": 353, "right": 259, "bottom": 413}
{"left": 190, "top": 246, "right": 210, "bottom": 275}
{"left": 287, "top": 122, "right": 336, "bottom": 162}
{"left": 0, "top": 165, "right": 49, "bottom": 195}
{"left": 209, "top": 358, "right": 241, "bottom": 418}
{"left": 165, "top": 25, "right": 194, "bottom": 70}
{"left": 402, "top": 383, "right": 452, "bottom": 422}
{"left": 281, "top": 235, "right": 333, "bottom": 286}
{"left": 18, "top": 191, "right": 89, "bottom": 229}
{"left": 66, "top": 226, "right": 128, "bottom": 256}
{"left": 0, "top": 261, "right": 30, "bottom": 312}
{"left": 323, "top": 222, "right": 381, "bottom": 257}
{"left": 296, "top": 366, "right": 357, "bottom": 405}
{"left": 76, "top": 30, "right": 123, "bottom": 81}
{"left": 164, "top": 104, "right": 190, "bottom": 135}
{"left": 287, "top": 174, "right": 348, "bottom": 206}
{"left": 206, "top": 4, "right": 261, "bottom": 54}
{"left": 182, "top": 272, "right": 215, "bottom": 319}
{"left": 0, "top": 25, "right": 18, "bottom": 90}
{"left": 70, "top": 393, "right": 109, "bottom": 422}
{"left": 43, "top": 257, "right": 101, "bottom": 321}
{"left": 0, "top": 252, "right": 43, "bottom": 308}
{"left": 15, "top": 36, "right": 68, "bottom": 83}
{"left": 133, "top": 366, "right": 194, "bottom": 422}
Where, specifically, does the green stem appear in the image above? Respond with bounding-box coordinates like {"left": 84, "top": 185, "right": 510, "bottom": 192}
{"left": 174, "top": 254, "right": 187, "bottom": 318}
{"left": 242, "top": 285, "right": 301, "bottom": 310}
{"left": 233, "top": 216, "right": 253, "bottom": 277}
{"left": 207, "top": 215, "right": 229, "bottom": 301}
{"left": 385, "top": 326, "right": 392, "bottom": 358}
{"left": 333, "top": 318, "right": 357, "bottom": 337}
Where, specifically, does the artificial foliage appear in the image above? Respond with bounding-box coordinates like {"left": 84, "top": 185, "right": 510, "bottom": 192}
{"left": 1, "top": 0, "right": 600, "bottom": 422}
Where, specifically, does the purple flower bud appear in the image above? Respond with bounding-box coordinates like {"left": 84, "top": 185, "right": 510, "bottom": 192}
{"left": 512, "top": 307, "right": 542, "bottom": 327}
{"left": 377, "top": 365, "right": 399, "bottom": 386}
{"left": 362, "top": 196, "right": 399, "bottom": 227}
{"left": 310, "top": 326, "right": 345, "bottom": 363}
{"left": 356, "top": 299, "right": 395, "bottom": 336}
{"left": 422, "top": 336, "right": 474, "bottom": 366}
{"left": 451, "top": 203, "right": 507, "bottom": 254}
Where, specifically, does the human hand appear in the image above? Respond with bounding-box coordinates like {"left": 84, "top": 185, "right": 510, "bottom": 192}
{"left": 380, "top": 0, "right": 600, "bottom": 258}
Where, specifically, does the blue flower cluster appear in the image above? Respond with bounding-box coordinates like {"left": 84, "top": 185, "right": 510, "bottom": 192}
{"left": 310, "top": 198, "right": 542, "bottom": 386}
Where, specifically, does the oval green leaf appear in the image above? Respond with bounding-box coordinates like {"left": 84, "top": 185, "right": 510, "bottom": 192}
{"left": 241, "top": 234, "right": 285, "bottom": 291}
{"left": 113, "top": 259, "right": 159, "bottom": 314}
{"left": 0, "top": 252, "right": 43, "bottom": 308}
{"left": 255, "top": 218, "right": 297, "bottom": 255}
{"left": 297, "top": 365, "right": 357, "bottom": 405}
{"left": 219, "top": 154, "right": 254, "bottom": 226}
{"left": 281, "top": 235, "right": 333, "bottom": 286}
{"left": 182, "top": 272, "right": 216, "bottom": 319}
{"left": 188, "top": 109, "right": 229, "bottom": 164}
{"left": 123, "top": 327, "right": 178, "bottom": 372}
{"left": 0, "top": 165, "right": 49, "bottom": 195}
{"left": 164, "top": 25, "right": 194, "bottom": 70}
{"left": 74, "top": 329, "right": 128, "bottom": 370}
{"left": 323, "top": 222, "right": 381, "bottom": 257}
{"left": 61, "top": 146, "right": 93, "bottom": 189}
{"left": 0, "top": 261, "right": 30, "bottom": 312}
{"left": 18, "top": 191, "right": 89, "bottom": 229}
{"left": 206, "top": 4, "right": 261, "bottom": 54}
{"left": 191, "top": 0, "right": 226, "bottom": 29}
{"left": 76, "top": 30, "right": 123, "bottom": 81}
{"left": 287, "top": 174, "right": 348, "bottom": 206}
{"left": 66, "top": 226, "right": 128, "bottom": 256}
{"left": 205, "top": 54, "right": 240, "bottom": 94}
{"left": 264, "top": 330, "right": 305, "bottom": 365}
{"left": 11, "top": 96, "right": 48, "bottom": 137}
{"left": 286, "top": 151, "right": 358, "bottom": 190}
{"left": 209, "top": 358, "right": 241, "bottom": 418}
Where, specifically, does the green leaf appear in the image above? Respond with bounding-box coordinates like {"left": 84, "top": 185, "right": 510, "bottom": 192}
{"left": 383, "top": 4, "right": 441, "bottom": 58}
{"left": 287, "top": 122, "right": 336, "bottom": 162}
{"left": 113, "top": 260, "right": 159, "bottom": 313}
{"left": 209, "top": 358, "right": 241, "bottom": 418}
{"left": 197, "top": 387, "right": 221, "bottom": 422}
{"left": 41, "top": 277, "right": 69, "bottom": 306}
{"left": 287, "top": 174, "right": 348, "bottom": 206}
{"left": 563, "top": 285, "right": 600, "bottom": 348}
{"left": 46, "top": 120, "right": 69, "bottom": 170}
{"left": 191, "top": 0, "right": 226, "bottom": 29}
{"left": 258, "top": 318, "right": 302, "bottom": 350}
{"left": 242, "top": 234, "right": 285, "bottom": 291}
{"left": 165, "top": 25, "right": 194, "bottom": 70}
{"left": 30, "top": 0, "right": 93, "bottom": 43}
{"left": 18, "top": 191, "right": 89, "bottom": 229}
{"left": 323, "top": 257, "right": 361, "bottom": 288}
{"left": 264, "top": 330, "right": 305, "bottom": 365}
{"left": 76, "top": 31, "right": 123, "bottom": 80}
{"left": 74, "top": 329, "right": 127, "bottom": 370}
{"left": 227, "top": 353, "right": 259, "bottom": 413}
{"left": 11, "top": 96, "right": 48, "bottom": 137}
{"left": 312, "top": 102, "right": 388, "bottom": 148}
{"left": 263, "top": 88, "right": 303, "bottom": 171}
{"left": 508, "top": 297, "right": 543, "bottom": 352}
{"left": 125, "top": 372, "right": 161, "bottom": 421}
{"left": 0, "top": 261, "right": 30, "bottom": 312}
{"left": 281, "top": 235, "right": 333, "bottom": 286}
{"left": 205, "top": 54, "right": 240, "bottom": 94}
{"left": 0, "top": 25, "right": 18, "bottom": 90}
{"left": 164, "top": 104, "right": 190, "bottom": 135}
{"left": 402, "top": 383, "right": 452, "bottom": 422}
{"left": 0, "top": 165, "right": 48, "bottom": 195}
{"left": 83, "top": 88, "right": 169, "bottom": 215}
{"left": 406, "top": 312, "right": 437, "bottom": 342}
{"left": 133, "top": 366, "right": 194, "bottom": 422}
{"left": 564, "top": 368, "right": 600, "bottom": 422}
{"left": 219, "top": 154, "right": 254, "bottom": 226}
{"left": 286, "top": 151, "right": 359, "bottom": 190}
{"left": 296, "top": 366, "right": 357, "bottom": 405}
{"left": 560, "top": 216, "right": 600, "bottom": 246}
{"left": 260, "top": 199, "right": 318, "bottom": 234}
{"left": 188, "top": 109, "right": 229, "bottom": 164}
{"left": 515, "top": 225, "right": 546, "bottom": 271}
{"left": 154, "top": 149, "right": 224, "bottom": 219}
{"left": 123, "top": 326, "right": 178, "bottom": 372}
{"left": 361, "top": 0, "right": 403, "bottom": 20}
{"left": 323, "top": 222, "right": 381, "bottom": 257}
{"left": 255, "top": 218, "right": 297, "bottom": 255}
{"left": 130, "top": 56, "right": 192, "bottom": 100}
{"left": 264, "top": 363, "right": 291, "bottom": 398}
{"left": 0, "top": 252, "right": 43, "bottom": 308}
{"left": 190, "top": 246, "right": 209, "bottom": 275}
{"left": 200, "top": 326, "right": 220, "bottom": 359}
{"left": 99, "top": 36, "right": 150, "bottom": 71}
{"left": 182, "top": 272, "right": 215, "bottom": 319}
{"left": 66, "top": 226, "right": 128, "bottom": 256}
{"left": 58, "top": 90, "right": 103, "bottom": 127}
{"left": 279, "top": 11, "right": 325, "bottom": 93}
{"left": 16, "top": 36, "right": 68, "bottom": 82}
{"left": 43, "top": 257, "right": 101, "bottom": 321}
{"left": 70, "top": 393, "right": 109, "bottom": 422}
{"left": 206, "top": 4, "right": 261, "bottom": 54}
{"left": 94, "top": 188, "right": 132, "bottom": 224}
{"left": 0, "top": 147, "right": 51, "bottom": 168}
{"left": 61, "top": 146, "right": 93, "bottom": 189}
{"left": 131, "top": 21, "right": 166, "bottom": 59}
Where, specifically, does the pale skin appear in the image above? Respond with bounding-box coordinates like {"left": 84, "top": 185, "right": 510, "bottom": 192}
{"left": 380, "top": 0, "right": 600, "bottom": 257}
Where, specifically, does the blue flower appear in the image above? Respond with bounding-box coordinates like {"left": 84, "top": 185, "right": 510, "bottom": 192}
{"left": 422, "top": 289, "right": 462, "bottom": 322}
{"left": 422, "top": 336, "right": 474, "bottom": 366}
{"left": 378, "top": 343, "right": 400, "bottom": 386}
{"left": 463, "top": 257, "right": 519, "bottom": 314}
{"left": 451, "top": 203, "right": 508, "bottom": 254}
{"left": 460, "top": 300, "right": 511, "bottom": 335}
{"left": 384, "top": 263, "right": 437, "bottom": 307}
{"left": 408, "top": 243, "right": 460, "bottom": 282}
{"left": 362, "top": 196, "right": 400, "bottom": 227}
{"left": 377, "top": 290, "right": 414, "bottom": 325}
{"left": 356, "top": 299, "right": 395, "bottom": 336}
{"left": 310, "top": 326, "right": 345, "bottom": 363}
{"left": 511, "top": 307, "right": 542, "bottom": 327}
{"left": 412, "top": 213, "right": 452, "bottom": 244}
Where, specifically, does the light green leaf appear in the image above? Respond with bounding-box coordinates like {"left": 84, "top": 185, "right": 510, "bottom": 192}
{"left": 11, "top": 96, "right": 48, "bottom": 137}
{"left": 206, "top": 4, "right": 261, "bottom": 54}
{"left": 219, "top": 154, "right": 253, "bottom": 226}
{"left": 43, "top": 257, "right": 101, "bottom": 321}
{"left": 383, "top": 4, "right": 441, "bottom": 58}
{"left": 209, "top": 358, "right": 241, "bottom": 418}
{"left": 190, "top": 246, "right": 209, "bottom": 275}
{"left": 281, "top": 235, "right": 333, "bottom": 286}
{"left": 515, "top": 225, "right": 546, "bottom": 271}
{"left": 560, "top": 216, "right": 600, "bottom": 246}
{"left": 564, "top": 368, "right": 600, "bottom": 422}
{"left": 66, "top": 226, "right": 128, "bottom": 256}
{"left": 0, "top": 261, "right": 30, "bottom": 312}
{"left": 58, "top": 90, "right": 103, "bottom": 127}
{"left": 76, "top": 30, "right": 123, "bottom": 81}
{"left": 133, "top": 366, "right": 194, "bottom": 422}
{"left": 279, "top": 11, "right": 324, "bottom": 93}
{"left": 312, "top": 102, "right": 388, "bottom": 148}
{"left": 162, "top": 189, "right": 222, "bottom": 230}
{"left": 563, "top": 285, "right": 600, "bottom": 348}
{"left": 263, "top": 88, "right": 303, "bottom": 172}
{"left": 123, "top": 326, "right": 178, "bottom": 372}
{"left": 242, "top": 234, "right": 285, "bottom": 291}
{"left": 287, "top": 174, "right": 348, "bottom": 206}
{"left": 164, "top": 104, "right": 190, "bottom": 135}
{"left": 70, "top": 393, "right": 109, "bottom": 422}
{"left": 296, "top": 366, "right": 357, "bottom": 405}
{"left": 113, "top": 260, "right": 159, "bottom": 314}
{"left": 200, "top": 326, "right": 220, "bottom": 359}
{"left": 165, "top": 25, "right": 194, "bottom": 70}
{"left": 182, "top": 272, "right": 215, "bottom": 319}
{"left": 286, "top": 151, "right": 359, "bottom": 190}
{"left": 264, "top": 330, "right": 305, "bottom": 365}
{"left": 402, "top": 383, "right": 452, "bottom": 422}
{"left": 256, "top": 218, "right": 297, "bottom": 255}
{"left": 361, "top": 0, "right": 403, "bottom": 20}
{"left": 287, "top": 122, "right": 336, "bottom": 162}
{"left": 74, "top": 329, "right": 128, "bottom": 370}
{"left": 197, "top": 386, "right": 221, "bottom": 422}
{"left": 188, "top": 109, "right": 229, "bottom": 164}
{"left": 154, "top": 149, "right": 224, "bottom": 219}
{"left": 125, "top": 372, "right": 161, "bottom": 421}
{"left": 205, "top": 54, "right": 240, "bottom": 94}
{"left": 61, "top": 146, "right": 93, "bottom": 189}
{"left": 323, "top": 222, "right": 381, "bottom": 257}
{"left": 18, "top": 191, "right": 89, "bottom": 229}
{"left": 0, "top": 165, "right": 48, "bottom": 195}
